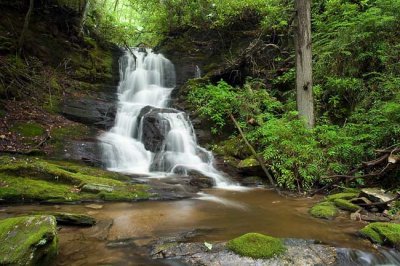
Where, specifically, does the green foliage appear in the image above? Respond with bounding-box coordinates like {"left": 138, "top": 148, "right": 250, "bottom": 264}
{"left": 227, "top": 233, "right": 285, "bottom": 259}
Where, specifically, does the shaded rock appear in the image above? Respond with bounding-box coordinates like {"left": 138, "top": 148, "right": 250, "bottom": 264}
{"left": 138, "top": 106, "right": 180, "bottom": 152}
{"left": 87, "top": 219, "right": 113, "bottom": 240}
{"left": 152, "top": 238, "right": 337, "bottom": 265}
{"left": 360, "top": 213, "right": 391, "bottom": 222}
{"left": 188, "top": 170, "right": 215, "bottom": 189}
{"left": 237, "top": 158, "right": 264, "bottom": 176}
{"left": 61, "top": 97, "right": 116, "bottom": 129}
{"left": 241, "top": 176, "right": 265, "bottom": 187}
{"left": 40, "top": 212, "right": 96, "bottom": 226}
{"left": 0, "top": 215, "right": 58, "bottom": 265}
{"left": 81, "top": 183, "right": 114, "bottom": 193}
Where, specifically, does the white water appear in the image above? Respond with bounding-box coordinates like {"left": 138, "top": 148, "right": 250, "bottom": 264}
{"left": 100, "top": 49, "right": 239, "bottom": 189}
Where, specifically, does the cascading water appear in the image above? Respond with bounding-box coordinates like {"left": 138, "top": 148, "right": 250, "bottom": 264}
{"left": 99, "top": 49, "right": 235, "bottom": 188}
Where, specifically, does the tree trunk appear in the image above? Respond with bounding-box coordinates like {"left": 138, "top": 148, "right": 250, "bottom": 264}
{"left": 229, "top": 114, "right": 280, "bottom": 193}
{"left": 79, "top": 0, "right": 90, "bottom": 35}
{"left": 18, "top": 0, "right": 34, "bottom": 55}
{"left": 295, "top": 0, "right": 314, "bottom": 128}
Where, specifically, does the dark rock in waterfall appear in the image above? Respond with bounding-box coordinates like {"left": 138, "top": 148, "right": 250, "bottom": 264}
{"left": 138, "top": 106, "right": 182, "bottom": 152}
{"left": 61, "top": 97, "right": 116, "bottom": 129}
{"left": 188, "top": 170, "right": 215, "bottom": 189}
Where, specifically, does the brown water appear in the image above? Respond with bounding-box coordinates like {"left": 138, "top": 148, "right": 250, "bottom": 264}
{"left": 0, "top": 188, "right": 379, "bottom": 265}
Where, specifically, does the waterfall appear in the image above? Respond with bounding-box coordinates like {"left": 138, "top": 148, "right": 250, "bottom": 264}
{"left": 99, "top": 49, "right": 235, "bottom": 188}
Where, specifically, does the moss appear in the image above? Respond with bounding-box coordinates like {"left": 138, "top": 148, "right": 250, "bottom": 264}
{"left": 51, "top": 124, "right": 91, "bottom": 141}
{"left": 0, "top": 215, "right": 58, "bottom": 265}
{"left": 227, "top": 233, "right": 285, "bottom": 259}
{"left": 310, "top": 201, "right": 338, "bottom": 219}
{"left": 237, "top": 158, "right": 259, "bottom": 168}
{"left": 0, "top": 156, "right": 150, "bottom": 203}
{"left": 326, "top": 192, "right": 359, "bottom": 202}
{"left": 334, "top": 199, "right": 361, "bottom": 212}
{"left": 360, "top": 222, "right": 400, "bottom": 248}
{"left": 10, "top": 121, "right": 45, "bottom": 137}
{"left": 216, "top": 137, "right": 250, "bottom": 159}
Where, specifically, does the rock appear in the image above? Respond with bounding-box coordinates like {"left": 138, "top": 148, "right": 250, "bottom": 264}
{"left": 326, "top": 192, "right": 360, "bottom": 202}
{"left": 360, "top": 222, "right": 400, "bottom": 249}
{"left": 87, "top": 219, "right": 113, "bottom": 241}
{"left": 85, "top": 204, "right": 103, "bottom": 210}
{"left": 360, "top": 213, "right": 391, "bottom": 222}
{"left": 138, "top": 106, "right": 180, "bottom": 152}
{"left": 188, "top": 170, "right": 215, "bottom": 189}
{"left": 310, "top": 201, "right": 338, "bottom": 220}
{"left": 349, "top": 197, "right": 372, "bottom": 205}
{"left": 152, "top": 238, "right": 337, "bottom": 266}
{"left": 241, "top": 176, "right": 265, "bottom": 187}
{"left": 0, "top": 215, "right": 58, "bottom": 265}
{"left": 227, "top": 233, "right": 285, "bottom": 259}
{"left": 61, "top": 97, "right": 116, "bottom": 129}
{"left": 237, "top": 157, "right": 264, "bottom": 176}
{"left": 81, "top": 183, "right": 114, "bottom": 193}
{"left": 334, "top": 199, "right": 361, "bottom": 212}
{"left": 42, "top": 212, "right": 96, "bottom": 226}
{"left": 360, "top": 188, "right": 396, "bottom": 208}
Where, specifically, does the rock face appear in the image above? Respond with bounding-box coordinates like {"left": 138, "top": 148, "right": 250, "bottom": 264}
{"left": 138, "top": 106, "right": 180, "bottom": 152}
{"left": 151, "top": 238, "right": 337, "bottom": 266}
{"left": 61, "top": 97, "right": 116, "bottom": 129}
{"left": 0, "top": 215, "right": 58, "bottom": 265}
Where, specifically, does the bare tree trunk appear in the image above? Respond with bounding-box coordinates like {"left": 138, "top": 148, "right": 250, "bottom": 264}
{"left": 18, "top": 0, "right": 34, "bottom": 55}
{"left": 295, "top": 0, "right": 314, "bottom": 128}
{"left": 229, "top": 114, "right": 280, "bottom": 193}
{"left": 79, "top": 0, "right": 90, "bottom": 35}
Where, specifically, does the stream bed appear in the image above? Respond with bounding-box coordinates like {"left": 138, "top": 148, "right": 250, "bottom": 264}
{"left": 1, "top": 188, "right": 398, "bottom": 265}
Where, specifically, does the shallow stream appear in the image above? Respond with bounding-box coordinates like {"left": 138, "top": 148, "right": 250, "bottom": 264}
{"left": 2, "top": 188, "right": 397, "bottom": 265}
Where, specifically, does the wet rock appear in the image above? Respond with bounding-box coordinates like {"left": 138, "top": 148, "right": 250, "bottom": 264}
{"left": 138, "top": 106, "right": 180, "bottom": 152}
{"left": 0, "top": 215, "right": 58, "bottom": 265}
{"left": 152, "top": 238, "right": 337, "bottom": 265}
{"left": 81, "top": 183, "right": 114, "bottom": 193}
{"left": 188, "top": 170, "right": 215, "bottom": 189}
{"left": 237, "top": 158, "right": 264, "bottom": 176}
{"left": 360, "top": 213, "right": 391, "bottom": 222}
{"left": 241, "top": 176, "right": 265, "bottom": 187}
{"left": 61, "top": 97, "right": 116, "bottom": 129}
{"left": 87, "top": 219, "right": 113, "bottom": 240}
{"left": 42, "top": 212, "right": 96, "bottom": 226}
{"left": 61, "top": 140, "right": 102, "bottom": 166}
{"left": 85, "top": 204, "right": 104, "bottom": 210}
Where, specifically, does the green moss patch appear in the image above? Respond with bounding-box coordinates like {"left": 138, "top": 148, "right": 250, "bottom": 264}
{"left": 360, "top": 222, "right": 400, "bottom": 248}
{"left": 10, "top": 121, "right": 45, "bottom": 137}
{"left": 310, "top": 201, "right": 338, "bottom": 219}
{"left": 0, "top": 215, "right": 58, "bottom": 265}
{"left": 227, "top": 233, "right": 285, "bottom": 259}
{"left": 0, "top": 156, "right": 150, "bottom": 203}
{"left": 326, "top": 192, "right": 359, "bottom": 202}
{"left": 334, "top": 199, "right": 361, "bottom": 212}
{"left": 237, "top": 158, "right": 259, "bottom": 168}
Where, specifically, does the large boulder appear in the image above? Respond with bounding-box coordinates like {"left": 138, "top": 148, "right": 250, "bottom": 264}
{"left": 138, "top": 106, "right": 181, "bottom": 152}
{"left": 0, "top": 215, "right": 58, "bottom": 265}
{"left": 61, "top": 97, "right": 116, "bottom": 129}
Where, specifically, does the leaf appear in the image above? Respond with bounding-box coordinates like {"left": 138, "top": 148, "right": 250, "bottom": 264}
{"left": 204, "top": 241, "right": 213, "bottom": 250}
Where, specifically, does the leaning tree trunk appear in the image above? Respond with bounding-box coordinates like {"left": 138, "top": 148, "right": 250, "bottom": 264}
{"left": 229, "top": 114, "right": 280, "bottom": 194}
{"left": 295, "top": 0, "right": 314, "bottom": 128}
{"left": 78, "top": 0, "right": 90, "bottom": 35}
{"left": 18, "top": 0, "right": 34, "bottom": 55}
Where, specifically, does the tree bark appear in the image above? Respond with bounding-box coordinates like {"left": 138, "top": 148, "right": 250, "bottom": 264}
{"left": 79, "top": 0, "right": 90, "bottom": 35}
{"left": 229, "top": 114, "right": 280, "bottom": 193}
{"left": 295, "top": 0, "right": 314, "bottom": 128}
{"left": 18, "top": 0, "right": 34, "bottom": 55}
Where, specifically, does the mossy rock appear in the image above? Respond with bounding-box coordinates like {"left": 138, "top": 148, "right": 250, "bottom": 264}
{"left": 310, "top": 201, "right": 338, "bottom": 219}
{"left": 0, "top": 215, "right": 58, "bottom": 265}
{"left": 326, "top": 192, "right": 359, "bottom": 202}
{"left": 0, "top": 155, "right": 150, "bottom": 203}
{"left": 360, "top": 222, "right": 400, "bottom": 248}
{"left": 34, "top": 212, "right": 95, "bottom": 226}
{"left": 237, "top": 158, "right": 259, "bottom": 168}
{"left": 10, "top": 121, "right": 45, "bottom": 137}
{"left": 227, "top": 233, "right": 285, "bottom": 259}
{"left": 334, "top": 199, "right": 361, "bottom": 212}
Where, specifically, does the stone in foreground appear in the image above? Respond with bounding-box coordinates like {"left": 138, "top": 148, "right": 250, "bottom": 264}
{"left": 0, "top": 215, "right": 58, "bottom": 265}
